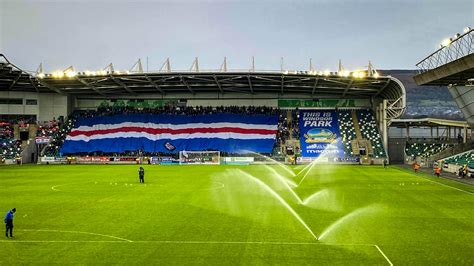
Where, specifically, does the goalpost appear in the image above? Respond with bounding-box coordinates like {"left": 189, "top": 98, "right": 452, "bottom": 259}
{"left": 178, "top": 151, "right": 221, "bottom": 165}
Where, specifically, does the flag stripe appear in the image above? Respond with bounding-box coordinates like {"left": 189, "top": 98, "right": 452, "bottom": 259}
{"left": 66, "top": 132, "right": 276, "bottom": 142}
{"left": 69, "top": 126, "right": 276, "bottom": 137}
{"left": 74, "top": 122, "right": 277, "bottom": 131}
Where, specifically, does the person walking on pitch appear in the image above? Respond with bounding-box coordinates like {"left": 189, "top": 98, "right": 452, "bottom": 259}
{"left": 4, "top": 208, "right": 16, "bottom": 238}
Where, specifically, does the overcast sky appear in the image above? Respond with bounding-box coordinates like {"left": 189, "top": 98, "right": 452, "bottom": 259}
{"left": 0, "top": 0, "right": 472, "bottom": 73}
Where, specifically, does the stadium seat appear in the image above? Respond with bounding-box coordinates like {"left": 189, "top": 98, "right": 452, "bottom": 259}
{"left": 337, "top": 110, "right": 357, "bottom": 157}
{"left": 405, "top": 142, "right": 450, "bottom": 159}
{"left": 356, "top": 110, "right": 386, "bottom": 158}
{"left": 443, "top": 149, "right": 474, "bottom": 167}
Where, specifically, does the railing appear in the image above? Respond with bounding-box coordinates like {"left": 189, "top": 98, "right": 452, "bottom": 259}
{"left": 429, "top": 142, "right": 474, "bottom": 162}
{"left": 416, "top": 29, "right": 473, "bottom": 73}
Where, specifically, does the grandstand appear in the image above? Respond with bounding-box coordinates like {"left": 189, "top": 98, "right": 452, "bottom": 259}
{"left": 0, "top": 54, "right": 406, "bottom": 165}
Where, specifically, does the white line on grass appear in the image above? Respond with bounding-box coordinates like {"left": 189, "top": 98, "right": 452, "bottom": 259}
{"left": 18, "top": 229, "right": 133, "bottom": 242}
{"left": 0, "top": 239, "right": 375, "bottom": 246}
{"left": 0, "top": 240, "right": 124, "bottom": 243}
{"left": 393, "top": 167, "right": 474, "bottom": 195}
{"left": 374, "top": 245, "right": 393, "bottom": 266}
{"left": 417, "top": 177, "right": 474, "bottom": 195}
{"left": 52, "top": 182, "right": 224, "bottom": 193}
{"left": 51, "top": 182, "right": 91, "bottom": 192}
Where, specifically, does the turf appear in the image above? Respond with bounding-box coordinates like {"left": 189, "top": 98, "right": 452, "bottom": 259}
{"left": 0, "top": 164, "right": 473, "bottom": 265}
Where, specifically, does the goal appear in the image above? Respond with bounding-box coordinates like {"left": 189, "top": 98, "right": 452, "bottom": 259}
{"left": 178, "top": 151, "right": 220, "bottom": 165}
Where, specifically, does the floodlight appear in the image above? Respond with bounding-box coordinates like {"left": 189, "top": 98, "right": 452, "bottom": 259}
{"left": 66, "top": 71, "right": 76, "bottom": 78}
{"left": 37, "top": 73, "right": 45, "bottom": 79}
{"left": 441, "top": 38, "right": 452, "bottom": 47}
{"left": 52, "top": 71, "right": 64, "bottom": 78}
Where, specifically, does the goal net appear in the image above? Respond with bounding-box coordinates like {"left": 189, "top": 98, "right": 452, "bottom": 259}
{"left": 179, "top": 151, "right": 220, "bottom": 165}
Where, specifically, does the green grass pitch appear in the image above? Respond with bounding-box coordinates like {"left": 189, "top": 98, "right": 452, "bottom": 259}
{"left": 0, "top": 164, "right": 473, "bottom": 264}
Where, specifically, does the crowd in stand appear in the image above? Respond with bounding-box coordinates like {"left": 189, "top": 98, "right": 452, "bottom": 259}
{"left": 36, "top": 119, "right": 60, "bottom": 138}
{"left": 0, "top": 122, "right": 21, "bottom": 160}
{"left": 276, "top": 110, "right": 300, "bottom": 145}
{"left": 75, "top": 105, "right": 279, "bottom": 118}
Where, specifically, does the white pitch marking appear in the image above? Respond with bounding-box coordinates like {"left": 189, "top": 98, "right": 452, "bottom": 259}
{"left": 18, "top": 229, "right": 133, "bottom": 242}
{"left": 0, "top": 240, "right": 124, "bottom": 243}
{"left": 1, "top": 238, "right": 377, "bottom": 246}
{"left": 51, "top": 184, "right": 64, "bottom": 191}
{"left": 418, "top": 177, "right": 474, "bottom": 195}
{"left": 395, "top": 167, "right": 474, "bottom": 195}
{"left": 52, "top": 182, "right": 93, "bottom": 192}
{"left": 374, "top": 245, "right": 393, "bottom": 266}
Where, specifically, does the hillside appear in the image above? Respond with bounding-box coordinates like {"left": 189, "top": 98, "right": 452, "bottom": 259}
{"left": 380, "top": 70, "right": 463, "bottom": 120}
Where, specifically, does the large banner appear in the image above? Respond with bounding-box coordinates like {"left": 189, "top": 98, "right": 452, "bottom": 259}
{"left": 299, "top": 110, "right": 344, "bottom": 158}
{"left": 60, "top": 113, "right": 277, "bottom": 154}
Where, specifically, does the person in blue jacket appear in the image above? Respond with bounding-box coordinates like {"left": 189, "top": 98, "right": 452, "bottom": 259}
{"left": 4, "top": 208, "right": 16, "bottom": 238}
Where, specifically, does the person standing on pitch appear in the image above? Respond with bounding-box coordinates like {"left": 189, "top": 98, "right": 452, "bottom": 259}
{"left": 383, "top": 159, "right": 388, "bottom": 169}
{"left": 4, "top": 208, "right": 16, "bottom": 238}
{"left": 434, "top": 166, "right": 441, "bottom": 178}
{"left": 138, "top": 167, "right": 145, "bottom": 183}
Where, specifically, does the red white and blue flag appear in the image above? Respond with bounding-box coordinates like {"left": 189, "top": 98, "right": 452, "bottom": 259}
{"left": 60, "top": 114, "right": 278, "bottom": 154}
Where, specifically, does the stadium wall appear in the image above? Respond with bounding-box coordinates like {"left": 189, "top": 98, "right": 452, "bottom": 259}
{"left": 0, "top": 91, "right": 68, "bottom": 121}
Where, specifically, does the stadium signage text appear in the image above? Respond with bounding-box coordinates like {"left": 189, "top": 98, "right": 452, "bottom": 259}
{"left": 299, "top": 110, "right": 344, "bottom": 158}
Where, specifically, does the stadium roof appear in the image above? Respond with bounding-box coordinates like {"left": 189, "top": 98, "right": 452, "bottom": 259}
{"left": 0, "top": 54, "right": 41, "bottom": 92}
{"left": 32, "top": 71, "right": 405, "bottom": 100}
{"left": 390, "top": 118, "right": 470, "bottom": 128}
{"left": 0, "top": 54, "right": 406, "bottom": 119}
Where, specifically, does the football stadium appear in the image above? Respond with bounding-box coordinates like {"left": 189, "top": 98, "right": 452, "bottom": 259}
{"left": 1, "top": 1, "right": 474, "bottom": 265}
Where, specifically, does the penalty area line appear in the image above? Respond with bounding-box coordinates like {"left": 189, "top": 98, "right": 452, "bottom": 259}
{"left": 374, "top": 245, "right": 393, "bottom": 266}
